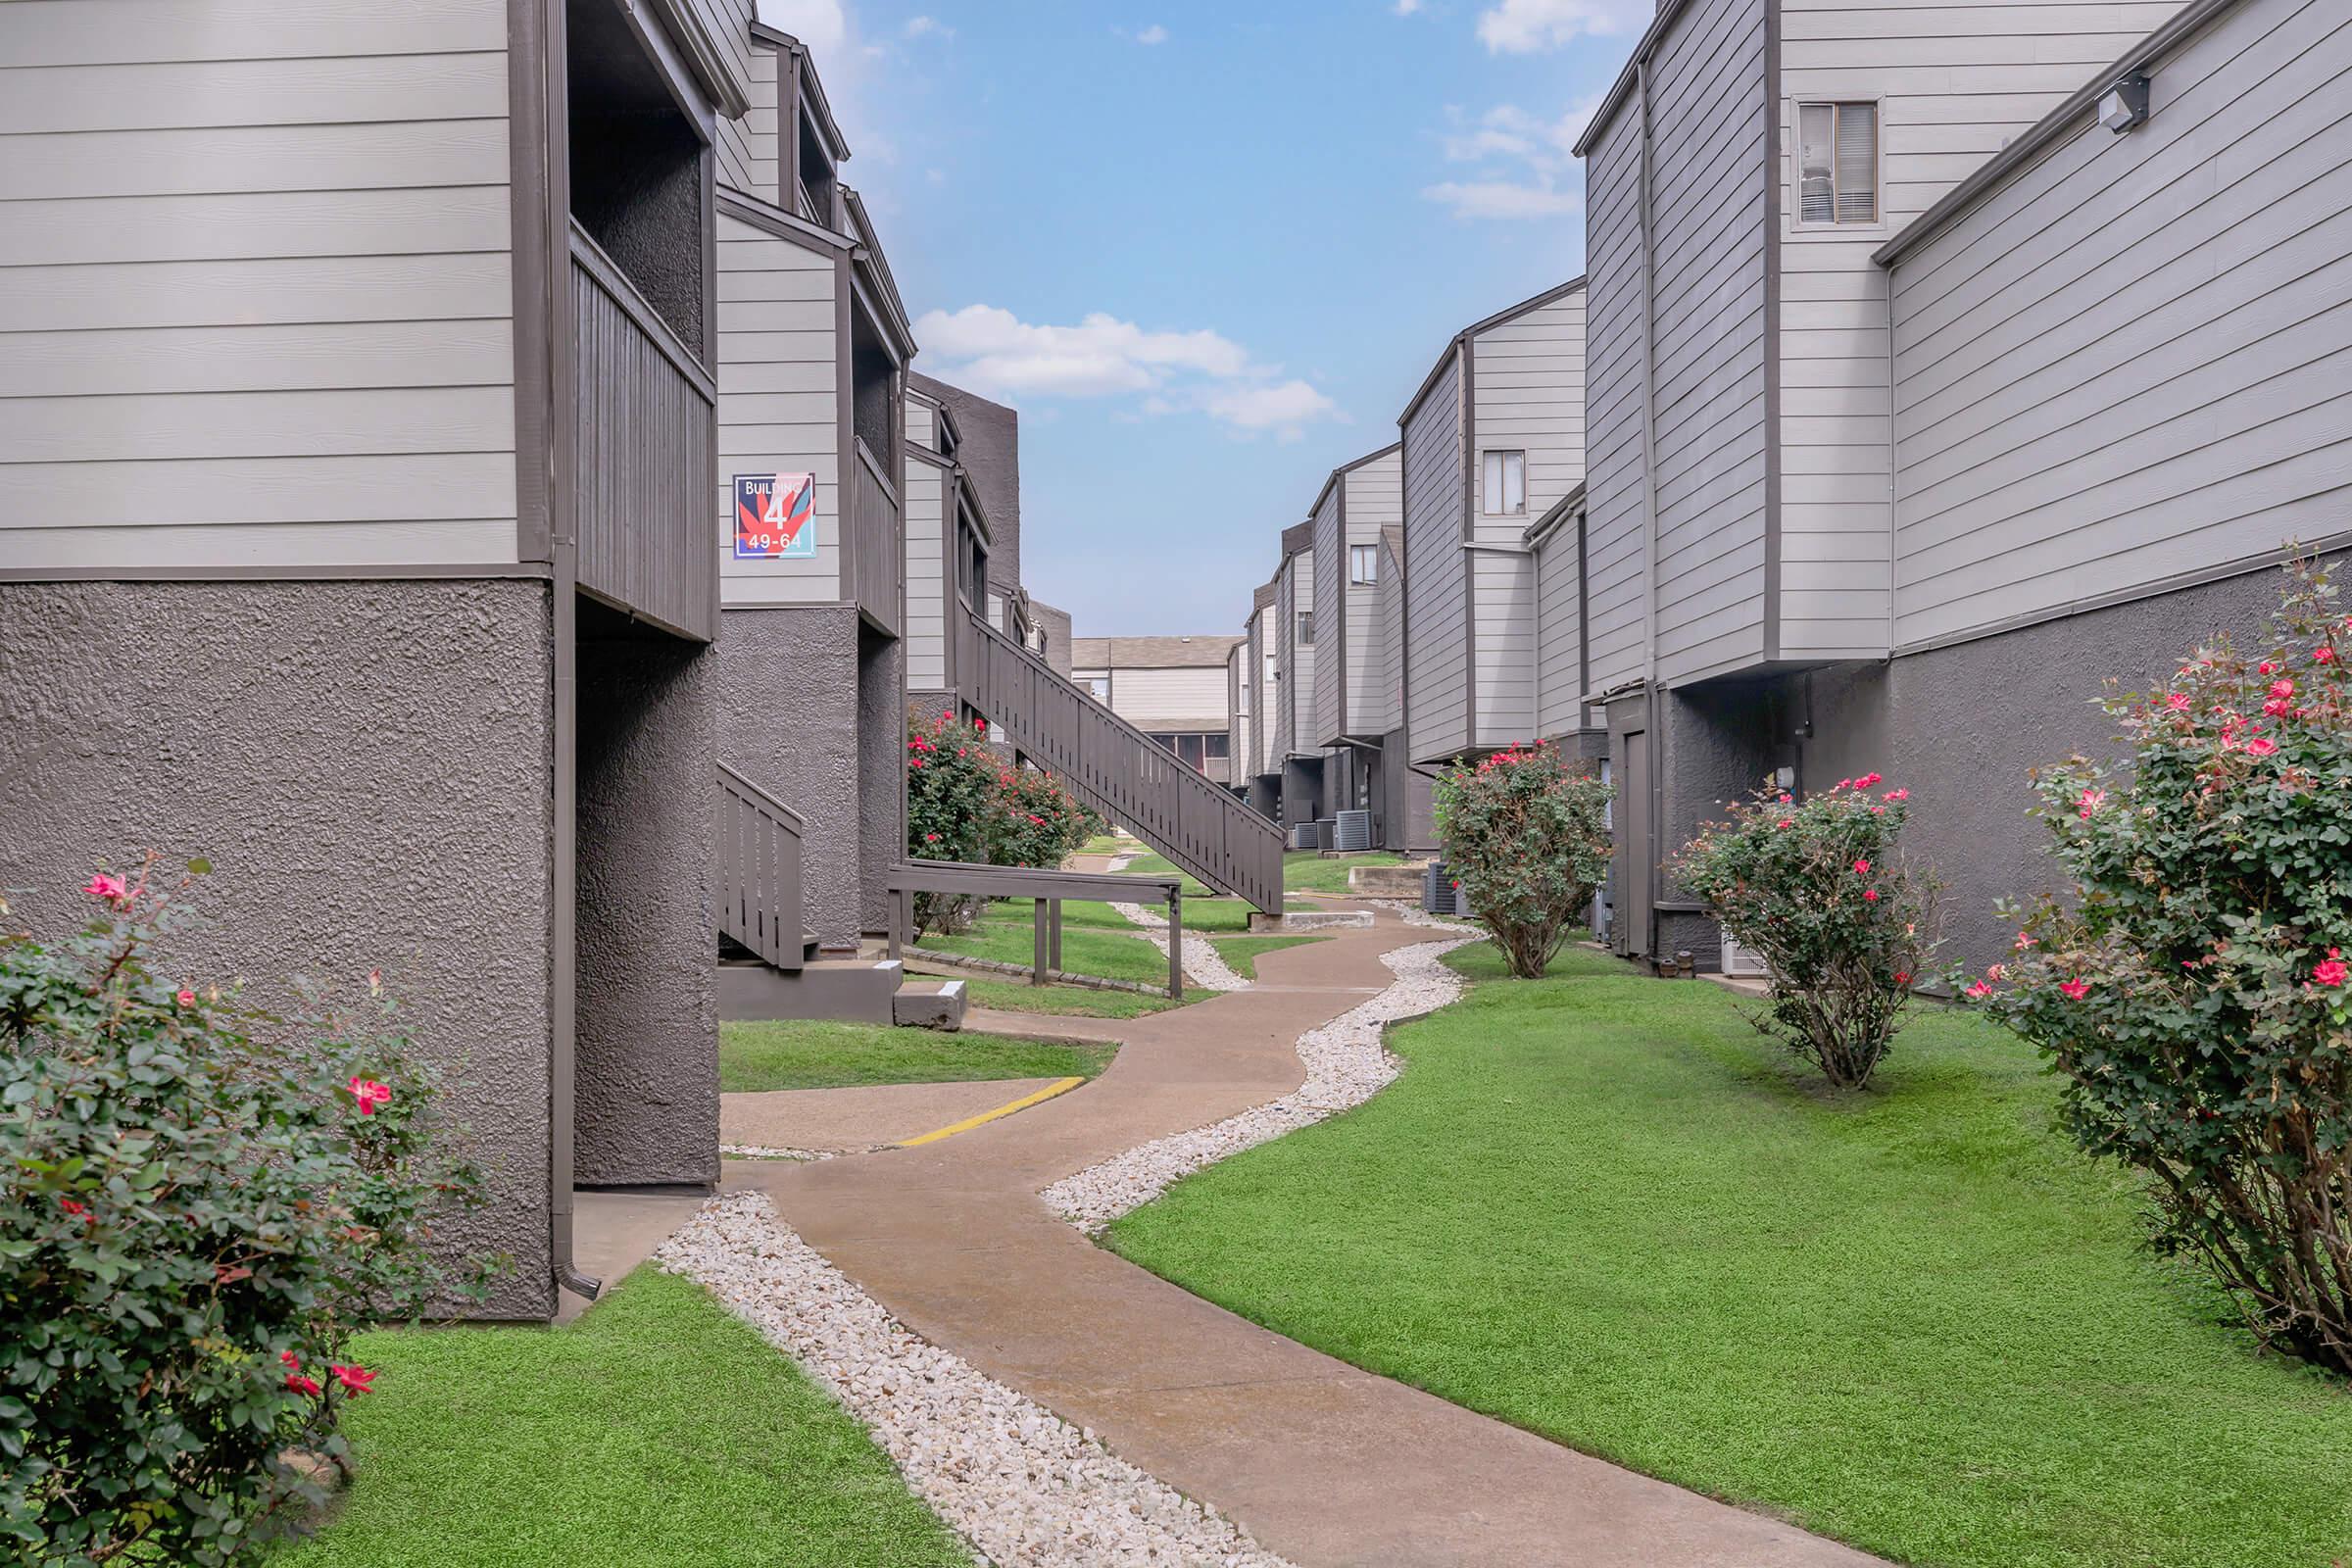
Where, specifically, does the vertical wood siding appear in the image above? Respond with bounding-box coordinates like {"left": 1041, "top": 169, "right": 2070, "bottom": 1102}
{"left": 1886, "top": 0, "right": 2352, "bottom": 651}
{"left": 1648, "top": 0, "right": 1771, "bottom": 686}
{"left": 0, "top": 0, "right": 517, "bottom": 571}
{"left": 1583, "top": 110, "right": 1651, "bottom": 697}
{"left": 1401, "top": 351, "right": 1468, "bottom": 760}
{"left": 1471, "top": 285, "right": 1585, "bottom": 743}
{"left": 715, "top": 214, "right": 839, "bottom": 605}
{"left": 1778, "top": 0, "right": 2178, "bottom": 661}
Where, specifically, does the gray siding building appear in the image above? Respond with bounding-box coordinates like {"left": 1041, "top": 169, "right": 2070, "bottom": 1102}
{"left": 1308, "top": 444, "right": 1409, "bottom": 841}
{"left": 1572, "top": 0, "right": 2349, "bottom": 970}
{"left": 0, "top": 0, "right": 761, "bottom": 1318}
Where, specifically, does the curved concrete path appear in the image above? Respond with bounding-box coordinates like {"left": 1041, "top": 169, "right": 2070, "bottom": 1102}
{"left": 724, "top": 901, "right": 1881, "bottom": 1568}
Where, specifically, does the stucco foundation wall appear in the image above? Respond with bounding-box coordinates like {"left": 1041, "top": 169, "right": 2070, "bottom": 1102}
{"left": 718, "top": 606, "right": 862, "bottom": 948}
{"left": 0, "top": 578, "right": 557, "bottom": 1319}
{"left": 574, "top": 628, "right": 718, "bottom": 1190}
{"left": 857, "top": 628, "right": 905, "bottom": 933}
{"left": 1281, "top": 757, "right": 1323, "bottom": 830}
{"left": 1381, "top": 728, "right": 1438, "bottom": 853}
{"left": 1803, "top": 557, "right": 2344, "bottom": 975}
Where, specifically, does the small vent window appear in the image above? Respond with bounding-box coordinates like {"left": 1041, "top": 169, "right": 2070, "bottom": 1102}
{"left": 1798, "top": 101, "right": 1878, "bottom": 225}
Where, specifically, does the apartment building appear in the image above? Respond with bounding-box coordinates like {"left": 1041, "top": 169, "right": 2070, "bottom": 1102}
{"left": 1070, "top": 636, "right": 1244, "bottom": 785}
{"left": 1305, "top": 444, "right": 1430, "bottom": 848}
{"left": 0, "top": 0, "right": 760, "bottom": 1318}
{"left": 1566, "top": 0, "right": 2350, "bottom": 969}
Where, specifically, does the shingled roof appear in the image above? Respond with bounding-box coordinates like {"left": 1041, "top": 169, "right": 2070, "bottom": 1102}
{"left": 1069, "top": 635, "right": 1245, "bottom": 669}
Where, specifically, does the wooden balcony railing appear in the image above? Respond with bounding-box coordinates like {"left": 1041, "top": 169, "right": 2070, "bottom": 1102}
{"left": 570, "top": 222, "right": 717, "bottom": 642}
{"left": 716, "top": 761, "right": 808, "bottom": 971}
{"left": 850, "top": 436, "right": 901, "bottom": 638}
{"left": 956, "top": 605, "right": 1286, "bottom": 912}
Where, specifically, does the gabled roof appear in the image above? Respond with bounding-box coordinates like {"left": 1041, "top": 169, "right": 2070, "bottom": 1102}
{"left": 1308, "top": 440, "right": 1403, "bottom": 520}
{"left": 1279, "top": 520, "right": 1314, "bottom": 558}
{"left": 750, "top": 21, "right": 851, "bottom": 163}
{"left": 1251, "top": 579, "right": 1279, "bottom": 614}
{"left": 1396, "top": 276, "right": 1588, "bottom": 429}
{"left": 1524, "top": 481, "right": 1588, "bottom": 549}
{"left": 1571, "top": 0, "right": 1700, "bottom": 159}
{"left": 1070, "top": 635, "right": 1245, "bottom": 669}
{"left": 841, "top": 187, "right": 915, "bottom": 363}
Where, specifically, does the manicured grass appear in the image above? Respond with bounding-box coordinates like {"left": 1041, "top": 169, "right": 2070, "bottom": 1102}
{"left": 1282, "top": 850, "right": 1408, "bottom": 894}
{"left": 1108, "top": 943, "right": 2352, "bottom": 1568}
{"left": 718, "top": 1018, "right": 1113, "bottom": 1093}
{"left": 1058, "top": 896, "right": 1306, "bottom": 934}
{"left": 1208, "top": 934, "right": 1326, "bottom": 981}
{"left": 915, "top": 906, "right": 1168, "bottom": 988}
{"left": 275, "top": 1267, "right": 965, "bottom": 1568}
{"left": 956, "top": 978, "right": 1188, "bottom": 1019}
{"left": 1111, "top": 851, "right": 1216, "bottom": 899}
{"left": 1076, "top": 834, "right": 1127, "bottom": 857}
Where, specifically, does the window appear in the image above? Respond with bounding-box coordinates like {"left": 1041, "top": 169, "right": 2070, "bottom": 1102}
{"left": 1481, "top": 450, "right": 1526, "bottom": 514}
{"left": 1797, "top": 101, "right": 1879, "bottom": 225}
{"left": 1349, "top": 543, "right": 1378, "bottom": 585}
{"left": 1204, "top": 733, "right": 1230, "bottom": 760}
{"left": 1088, "top": 676, "right": 1109, "bottom": 702}
{"left": 1296, "top": 610, "right": 1316, "bottom": 647}
{"left": 1237, "top": 679, "right": 1249, "bottom": 716}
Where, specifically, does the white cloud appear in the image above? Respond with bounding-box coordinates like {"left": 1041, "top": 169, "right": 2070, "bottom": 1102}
{"left": 1136, "top": 23, "right": 1169, "bottom": 43}
{"left": 758, "top": 0, "right": 846, "bottom": 53}
{"left": 902, "top": 14, "right": 950, "bottom": 39}
{"left": 1393, "top": 0, "right": 1423, "bottom": 13}
{"left": 1423, "top": 97, "right": 1601, "bottom": 220}
{"left": 912, "top": 304, "right": 1341, "bottom": 438}
{"left": 1475, "top": 0, "right": 1646, "bottom": 53}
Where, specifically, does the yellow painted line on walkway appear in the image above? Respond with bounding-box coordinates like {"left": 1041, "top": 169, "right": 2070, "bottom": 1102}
{"left": 897, "top": 1077, "right": 1085, "bottom": 1148}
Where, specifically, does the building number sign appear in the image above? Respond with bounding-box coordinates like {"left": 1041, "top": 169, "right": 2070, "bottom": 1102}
{"left": 733, "top": 472, "right": 817, "bottom": 560}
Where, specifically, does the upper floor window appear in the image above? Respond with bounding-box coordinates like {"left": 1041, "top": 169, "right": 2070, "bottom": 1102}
{"left": 1349, "top": 544, "right": 1378, "bottom": 585}
{"left": 1798, "top": 101, "right": 1879, "bottom": 225}
{"left": 1088, "top": 676, "right": 1110, "bottom": 702}
{"left": 1481, "top": 450, "right": 1526, "bottom": 515}
{"left": 1296, "top": 610, "right": 1317, "bottom": 647}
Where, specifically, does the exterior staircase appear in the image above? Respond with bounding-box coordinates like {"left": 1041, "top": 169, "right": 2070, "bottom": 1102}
{"left": 715, "top": 762, "right": 965, "bottom": 1028}
{"left": 956, "top": 606, "right": 1285, "bottom": 911}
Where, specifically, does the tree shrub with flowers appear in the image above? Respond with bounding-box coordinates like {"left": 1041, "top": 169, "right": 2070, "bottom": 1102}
{"left": 1959, "top": 558, "right": 2352, "bottom": 1373}
{"left": 904, "top": 712, "right": 1103, "bottom": 937}
{"left": 0, "top": 859, "right": 496, "bottom": 1564}
{"left": 1433, "top": 742, "right": 1613, "bottom": 979}
{"left": 1675, "top": 773, "right": 1939, "bottom": 1089}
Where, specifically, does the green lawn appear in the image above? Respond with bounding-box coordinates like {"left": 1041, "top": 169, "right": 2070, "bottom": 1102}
{"left": 1208, "top": 934, "right": 1325, "bottom": 981}
{"left": 275, "top": 1267, "right": 964, "bottom": 1568}
{"left": 915, "top": 906, "right": 1169, "bottom": 988}
{"left": 955, "top": 977, "right": 1188, "bottom": 1019}
{"left": 718, "top": 1018, "right": 1114, "bottom": 1092}
{"left": 1108, "top": 943, "right": 2352, "bottom": 1568}
{"left": 1076, "top": 833, "right": 1127, "bottom": 856}
{"left": 1281, "top": 850, "right": 1408, "bottom": 894}
{"left": 1109, "top": 851, "right": 1216, "bottom": 899}
{"left": 1058, "top": 896, "right": 1306, "bottom": 934}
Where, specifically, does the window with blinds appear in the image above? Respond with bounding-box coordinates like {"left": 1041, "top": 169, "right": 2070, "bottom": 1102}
{"left": 1481, "top": 450, "right": 1526, "bottom": 514}
{"left": 1797, "top": 101, "right": 1878, "bottom": 225}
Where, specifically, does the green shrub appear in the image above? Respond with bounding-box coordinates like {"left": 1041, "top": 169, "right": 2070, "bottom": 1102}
{"left": 904, "top": 713, "right": 1103, "bottom": 937}
{"left": 1676, "top": 775, "right": 1939, "bottom": 1089}
{"left": 1963, "top": 558, "right": 2352, "bottom": 1373}
{"left": 0, "top": 862, "right": 495, "bottom": 1565}
{"left": 1433, "top": 743, "right": 1612, "bottom": 979}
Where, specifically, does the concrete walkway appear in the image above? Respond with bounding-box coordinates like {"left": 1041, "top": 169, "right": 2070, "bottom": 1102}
{"left": 721, "top": 1077, "right": 1070, "bottom": 1153}
{"left": 725, "top": 901, "right": 1882, "bottom": 1568}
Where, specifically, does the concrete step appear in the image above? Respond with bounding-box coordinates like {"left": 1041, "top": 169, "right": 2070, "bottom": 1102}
{"left": 1346, "top": 860, "right": 1430, "bottom": 897}
{"left": 892, "top": 978, "right": 967, "bottom": 1032}
{"left": 719, "top": 955, "right": 904, "bottom": 1025}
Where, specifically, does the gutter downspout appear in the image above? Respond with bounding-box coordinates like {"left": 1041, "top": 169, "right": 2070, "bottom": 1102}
{"left": 1638, "top": 56, "right": 1667, "bottom": 962}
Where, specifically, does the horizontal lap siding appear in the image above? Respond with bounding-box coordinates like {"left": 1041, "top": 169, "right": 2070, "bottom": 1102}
{"left": 1585, "top": 108, "right": 1649, "bottom": 697}
{"left": 902, "top": 462, "right": 945, "bottom": 689}
{"left": 1472, "top": 285, "right": 1584, "bottom": 743}
{"left": 1371, "top": 533, "right": 1405, "bottom": 738}
{"left": 1535, "top": 522, "right": 1585, "bottom": 739}
{"left": 715, "top": 38, "right": 777, "bottom": 205}
{"left": 1401, "top": 353, "right": 1468, "bottom": 760}
{"left": 715, "top": 217, "right": 839, "bottom": 604}
{"left": 0, "top": 0, "right": 518, "bottom": 571}
{"left": 1887, "top": 0, "right": 2352, "bottom": 650}
{"left": 1115, "top": 666, "right": 1231, "bottom": 732}
{"left": 1651, "top": 0, "right": 1769, "bottom": 685}
{"left": 1286, "top": 550, "right": 1318, "bottom": 753}
{"left": 678, "top": 0, "right": 755, "bottom": 112}
{"left": 1311, "top": 483, "right": 1346, "bottom": 745}
{"left": 1779, "top": 0, "right": 2171, "bottom": 661}
{"left": 1344, "top": 452, "right": 1402, "bottom": 739}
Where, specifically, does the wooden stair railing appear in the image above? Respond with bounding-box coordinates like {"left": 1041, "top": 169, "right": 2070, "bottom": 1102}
{"left": 716, "top": 761, "right": 808, "bottom": 971}
{"left": 956, "top": 606, "right": 1285, "bottom": 912}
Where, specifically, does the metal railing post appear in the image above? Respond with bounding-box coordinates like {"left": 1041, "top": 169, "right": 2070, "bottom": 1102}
{"left": 1032, "top": 898, "right": 1049, "bottom": 986}
{"left": 1167, "top": 885, "right": 1184, "bottom": 1000}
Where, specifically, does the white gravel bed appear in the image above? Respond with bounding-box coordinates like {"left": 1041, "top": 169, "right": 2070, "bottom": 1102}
{"left": 659, "top": 1192, "right": 1295, "bottom": 1568}
{"left": 1105, "top": 902, "right": 1250, "bottom": 993}
{"left": 719, "top": 1142, "right": 836, "bottom": 1161}
{"left": 1369, "top": 900, "right": 1484, "bottom": 935}
{"left": 1264, "top": 909, "right": 1374, "bottom": 932}
{"left": 1041, "top": 937, "right": 1474, "bottom": 1232}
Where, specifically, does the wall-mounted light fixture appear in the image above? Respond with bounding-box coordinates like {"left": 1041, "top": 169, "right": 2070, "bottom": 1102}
{"left": 2099, "top": 73, "right": 2151, "bottom": 133}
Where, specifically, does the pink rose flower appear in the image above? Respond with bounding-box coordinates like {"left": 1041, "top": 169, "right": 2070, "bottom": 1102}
{"left": 82, "top": 872, "right": 128, "bottom": 904}
{"left": 347, "top": 1077, "right": 392, "bottom": 1116}
{"left": 2246, "top": 737, "right": 2278, "bottom": 757}
{"left": 1965, "top": 981, "right": 1994, "bottom": 1000}
{"left": 2058, "top": 978, "right": 2091, "bottom": 1001}
{"left": 1852, "top": 858, "right": 1871, "bottom": 875}
{"left": 286, "top": 1373, "right": 322, "bottom": 1398}
{"left": 2314, "top": 949, "right": 2348, "bottom": 989}
{"left": 331, "top": 1364, "right": 376, "bottom": 1397}
{"left": 1863, "top": 888, "right": 1881, "bottom": 903}
{"left": 175, "top": 988, "right": 196, "bottom": 1007}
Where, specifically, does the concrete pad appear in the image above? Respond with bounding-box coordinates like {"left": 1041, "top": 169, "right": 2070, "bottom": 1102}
{"left": 558, "top": 1189, "right": 708, "bottom": 1323}
{"left": 721, "top": 1078, "right": 1066, "bottom": 1152}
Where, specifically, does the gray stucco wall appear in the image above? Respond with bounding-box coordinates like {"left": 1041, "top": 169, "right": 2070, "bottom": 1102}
{"left": 1381, "top": 728, "right": 1439, "bottom": 854}
{"left": 574, "top": 624, "right": 719, "bottom": 1190}
{"left": 1281, "top": 756, "right": 1323, "bottom": 829}
{"left": 1803, "top": 555, "right": 2343, "bottom": 975}
{"left": 0, "top": 579, "right": 557, "bottom": 1319}
{"left": 718, "top": 606, "right": 863, "bottom": 948}
{"left": 858, "top": 628, "right": 905, "bottom": 933}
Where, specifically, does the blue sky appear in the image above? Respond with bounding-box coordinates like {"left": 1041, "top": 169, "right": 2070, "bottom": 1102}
{"left": 755, "top": 0, "right": 1651, "bottom": 635}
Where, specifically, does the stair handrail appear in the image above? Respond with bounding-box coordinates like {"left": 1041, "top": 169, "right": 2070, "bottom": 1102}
{"left": 716, "top": 761, "right": 808, "bottom": 971}
{"left": 956, "top": 606, "right": 1284, "bottom": 911}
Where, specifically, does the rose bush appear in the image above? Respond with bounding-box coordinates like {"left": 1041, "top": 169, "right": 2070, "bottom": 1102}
{"left": 1, "top": 860, "right": 495, "bottom": 1565}
{"left": 1960, "top": 558, "right": 2352, "bottom": 1373}
{"left": 904, "top": 712, "right": 1103, "bottom": 937}
{"left": 1433, "top": 742, "right": 1612, "bottom": 979}
{"left": 1676, "top": 774, "right": 1938, "bottom": 1089}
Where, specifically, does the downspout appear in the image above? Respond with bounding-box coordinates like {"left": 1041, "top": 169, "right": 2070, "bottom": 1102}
{"left": 1639, "top": 55, "right": 1667, "bottom": 960}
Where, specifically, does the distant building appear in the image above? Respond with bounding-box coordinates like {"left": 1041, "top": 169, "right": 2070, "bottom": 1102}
{"left": 1070, "top": 636, "right": 1245, "bottom": 786}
